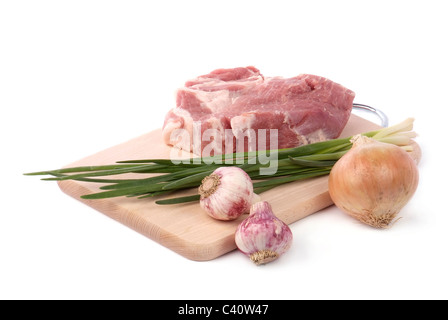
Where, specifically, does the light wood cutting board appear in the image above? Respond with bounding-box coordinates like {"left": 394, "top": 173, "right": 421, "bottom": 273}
{"left": 57, "top": 114, "right": 420, "bottom": 261}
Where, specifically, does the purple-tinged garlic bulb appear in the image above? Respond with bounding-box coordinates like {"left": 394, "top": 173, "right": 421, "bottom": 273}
{"left": 235, "top": 201, "right": 293, "bottom": 265}
{"left": 199, "top": 167, "right": 259, "bottom": 221}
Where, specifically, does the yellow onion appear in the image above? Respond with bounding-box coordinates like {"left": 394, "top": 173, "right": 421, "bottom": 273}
{"left": 328, "top": 134, "right": 419, "bottom": 228}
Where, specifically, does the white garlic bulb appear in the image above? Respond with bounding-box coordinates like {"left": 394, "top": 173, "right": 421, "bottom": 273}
{"left": 235, "top": 201, "right": 293, "bottom": 265}
{"left": 199, "top": 167, "right": 259, "bottom": 221}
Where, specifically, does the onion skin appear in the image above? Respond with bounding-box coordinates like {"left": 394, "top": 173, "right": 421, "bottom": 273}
{"left": 328, "top": 135, "right": 419, "bottom": 228}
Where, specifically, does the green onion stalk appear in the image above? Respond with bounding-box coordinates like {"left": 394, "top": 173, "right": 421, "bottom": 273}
{"left": 25, "top": 118, "right": 417, "bottom": 205}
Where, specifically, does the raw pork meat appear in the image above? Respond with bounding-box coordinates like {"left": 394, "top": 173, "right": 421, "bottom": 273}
{"left": 162, "top": 66, "right": 354, "bottom": 156}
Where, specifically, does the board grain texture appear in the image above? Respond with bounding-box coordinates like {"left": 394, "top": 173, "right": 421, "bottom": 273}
{"left": 58, "top": 114, "right": 420, "bottom": 261}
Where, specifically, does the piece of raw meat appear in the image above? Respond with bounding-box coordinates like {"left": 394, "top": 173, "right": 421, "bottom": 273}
{"left": 162, "top": 66, "right": 354, "bottom": 156}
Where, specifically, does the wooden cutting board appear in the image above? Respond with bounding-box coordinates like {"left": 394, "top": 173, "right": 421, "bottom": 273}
{"left": 58, "top": 114, "right": 420, "bottom": 261}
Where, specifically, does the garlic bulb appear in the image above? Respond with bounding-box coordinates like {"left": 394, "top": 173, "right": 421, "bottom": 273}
{"left": 235, "top": 201, "right": 293, "bottom": 265}
{"left": 199, "top": 167, "right": 259, "bottom": 221}
{"left": 328, "top": 135, "right": 419, "bottom": 228}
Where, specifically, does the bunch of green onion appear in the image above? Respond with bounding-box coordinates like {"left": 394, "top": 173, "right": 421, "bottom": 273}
{"left": 25, "top": 118, "right": 416, "bottom": 205}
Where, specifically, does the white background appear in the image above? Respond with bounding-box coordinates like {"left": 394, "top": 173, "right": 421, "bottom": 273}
{"left": 1, "top": 0, "right": 446, "bottom": 300}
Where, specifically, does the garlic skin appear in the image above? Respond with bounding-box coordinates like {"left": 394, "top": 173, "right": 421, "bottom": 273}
{"left": 328, "top": 135, "right": 419, "bottom": 228}
{"left": 235, "top": 201, "right": 293, "bottom": 265}
{"left": 199, "top": 167, "right": 258, "bottom": 221}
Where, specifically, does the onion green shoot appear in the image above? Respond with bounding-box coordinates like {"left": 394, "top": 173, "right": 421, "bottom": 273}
{"left": 24, "top": 118, "right": 416, "bottom": 205}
